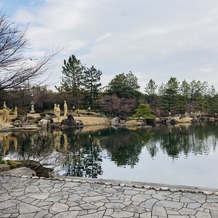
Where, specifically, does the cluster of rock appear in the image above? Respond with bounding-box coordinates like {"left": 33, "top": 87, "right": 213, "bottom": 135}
{"left": 0, "top": 101, "right": 84, "bottom": 131}
{"left": 156, "top": 114, "right": 218, "bottom": 125}
{"left": 0, "top": 160, "right": 53, "bottom": 178}
{"left": 156, "top": 116, "right": 193, "bottom": 125}
{"left": 111, "top": 111, "right": 218, "bottom": 127}
{"left": 111, "top": 117, "right": 153, "bottom": 127}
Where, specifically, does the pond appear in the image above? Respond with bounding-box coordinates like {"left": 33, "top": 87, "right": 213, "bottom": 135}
{"left": 1, "top": 122, "right": 218, "bottom": 189}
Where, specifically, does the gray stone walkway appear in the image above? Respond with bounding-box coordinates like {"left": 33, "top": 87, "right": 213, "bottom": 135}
{"left": 0, "top": 175, "right": 218, "bottom": 218}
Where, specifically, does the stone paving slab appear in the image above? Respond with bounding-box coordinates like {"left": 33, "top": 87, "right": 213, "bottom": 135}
{"left": 0, "top": 174, "right": 218, "bottom": 218}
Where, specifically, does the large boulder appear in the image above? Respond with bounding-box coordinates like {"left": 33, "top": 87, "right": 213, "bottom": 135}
{"left": 111, "top": 117, "right": 120, "bottom": 126}
{"left": 61, "top": 114, "right": 76, "bottom": 127}
{"left": 38, "top": 119, "right": 50, "bottom": 128}
{"left": 173, "top": 116, "right": 192, "bottom": 123}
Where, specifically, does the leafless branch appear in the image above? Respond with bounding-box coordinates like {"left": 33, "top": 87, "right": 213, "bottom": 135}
{"left": 0, "top": 10, "right": 60, "bottom": 91}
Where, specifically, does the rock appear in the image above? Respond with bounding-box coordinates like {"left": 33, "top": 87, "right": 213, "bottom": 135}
{"left": 25, "top": 160, "right": 53, "bottom": 178}
{"left": 136, "top": 121, "right": 143, "bottom": 126}
{"left": 125, "top": 120, "right": 137, "bottom": 126}
{"left": 12, "top": 120, "right": 22, "bottom": 127}
{"left": 1, "top": 167, "right": 36, "bottom": 176}
{"left": 61, "top": 114, "right": 76, "bottom": 127}
{"left": 155, "top": 117, "right": 161, "bottom": 123}
{"left": 0, "top": 164, "right": 11, "bottom": 172}
{"left": 173, "top": 116, "right": 193, "bottom": 123}
{"left": 111, "top": 117, "right": 120, "bottom": 126}
{"left": 209, "top": 117, "right": 215, "bottom": 121}
{"left": 0, "top": 123, "right": 13, "bottom": 129}
{"left": 38, "top": 119, "right": 50, "bottom": 128}
{"left": 75, "top": 120, "right": 83, "bottom": 128}
{"left": 170, "top": 119, "right": 179, "bottom": 125}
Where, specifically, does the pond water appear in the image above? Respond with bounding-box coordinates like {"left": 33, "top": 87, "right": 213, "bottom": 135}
{"left": 1, "top": 122, "right": 218, "bottom": 189}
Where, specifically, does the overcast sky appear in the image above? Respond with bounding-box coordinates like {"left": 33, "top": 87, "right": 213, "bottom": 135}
{"left": 1, "top": 0, "right": 218, "bottom": 91}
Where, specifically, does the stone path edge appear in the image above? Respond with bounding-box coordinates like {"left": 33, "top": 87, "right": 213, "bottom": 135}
{"left": 1, "top": 173, "right": 218, "bottom": 196}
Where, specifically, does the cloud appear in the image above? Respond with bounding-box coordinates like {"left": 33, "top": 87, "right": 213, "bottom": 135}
{"left": 95, "top": 33, "right": 113, "bottom": 43}
{"left": 3, "top": 0, "right": 218, "bottom": 90}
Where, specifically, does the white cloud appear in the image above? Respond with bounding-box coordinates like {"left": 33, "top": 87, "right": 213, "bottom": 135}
{"left": 3, "top": 0, "right": 218, "bottom": 91}
{"left": 95, "top": 33, "right": 113, "bottom": 43}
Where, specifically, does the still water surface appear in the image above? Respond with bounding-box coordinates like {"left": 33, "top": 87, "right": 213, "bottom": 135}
{"left": 1, "top": 122, "right": 218, "bottom": 189}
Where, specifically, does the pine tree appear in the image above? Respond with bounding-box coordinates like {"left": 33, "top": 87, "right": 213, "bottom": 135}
{"left": 60, "top": 55, "right": 85, "bottom": 107}
{"left": 83, "top": 66, "right": 102, "bottom": 108}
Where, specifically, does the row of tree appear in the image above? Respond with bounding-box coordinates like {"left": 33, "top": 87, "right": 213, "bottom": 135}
{"left": 145, "top": 78, "right": 217, "bottom": 115}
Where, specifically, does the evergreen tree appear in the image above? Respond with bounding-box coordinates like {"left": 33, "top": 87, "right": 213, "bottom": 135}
{"left": 196, "top": 95, "right": 208, "bottom": 113}
{"left": 125, "top": 71, "right": 140, "bottom": 90}
{"left": 107, "top": 72, "right": 141, "bottom": 99}
{"left": 133, "top": 103, "right": 155, "bottom": 119}
{"left": 144, "top": 79, "right": 158, "bottom": 106}
{"left": 60, "top": 55, "right": 85, "bottom": 107}
{"left": 61, "top": 55, "right": 84, "bottom": 92}
{"left": 212, "top": 94, "right": 218, "bottom": 114}
{"left": 83, "top": 66, "right": 102, "bottom": 108}
{"left": 161, "top": 77, "right": 179, "bottom": 114}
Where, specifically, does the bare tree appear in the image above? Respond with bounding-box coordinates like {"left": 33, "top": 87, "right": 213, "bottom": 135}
{"left": 0, "top": 11, "right": 58, "bottom": 91}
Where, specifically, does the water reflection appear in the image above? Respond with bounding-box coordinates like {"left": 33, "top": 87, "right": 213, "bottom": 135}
{"left": 153, "top": 123, "right": 218, "bottom": 158}
{"left": 0, "top": 132, "right": 18, "bottom": 156}
{"left": 100, "top": 128, "right": 154, "bottom": 167}
{"left": 0, "top": 122, "right": 218, "bottom": 180}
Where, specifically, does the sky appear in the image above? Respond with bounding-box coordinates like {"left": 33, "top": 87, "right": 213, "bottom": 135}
{"left": 1, "top": 0, "right": 218, "bottom": 91}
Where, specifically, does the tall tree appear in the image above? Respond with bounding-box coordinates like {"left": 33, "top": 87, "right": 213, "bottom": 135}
{"left": 107, "top": 72, "right": 141, "bottom": 99}
{"left": 125, "top": 71, "right": 140, "bottom": 90}
{"left": 144, "top": 79, "right": 158, "bottom": 106}
{"left": 83, "top": 66, "right": 102, "bottom": 108}
{"left": 196, "top": 96, "right": 208, "bottom": 113}
{"left": 145, "top": 79, "right": 157, "bottom": 96}
{"left": 162, "top": 77, "right": 179, "bottom": 114}
{"left": 107, "top": 73, "right": 126, "bottom": 97}
{"left": 60, "top": 55, "right": 84, "bottom": 92}
{"left": 60, "top": 54, "right": 85, "bottom": 107}
{"left": 211, "top": 94, "right": 218, "bottom": 114}
{"left": 0, "top": 11, "right": 57, "bottom": 91}
{"left": 179, "top": 80, "right": 190, "bottom": 112}
{"left": 189, "top": 80, "right": 209, "bottom": 102}
{"left": 158, "top": 83, "right": 166, "bottom": 96}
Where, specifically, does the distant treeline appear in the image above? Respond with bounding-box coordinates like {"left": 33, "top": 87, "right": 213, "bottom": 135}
{"left": 0, "top": 76, "right": 217, "bottom": 117}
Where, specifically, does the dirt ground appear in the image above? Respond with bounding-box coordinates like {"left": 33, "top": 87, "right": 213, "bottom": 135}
{"left": 73, "top": 116, "right": 111, "bottom": 132}
{"left": 74, "top": 116, "right": 110, "bottom": 126}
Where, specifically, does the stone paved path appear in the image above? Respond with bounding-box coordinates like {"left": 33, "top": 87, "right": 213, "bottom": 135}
{"left": 0, "top": 175, "right": 218, "bottom": 218}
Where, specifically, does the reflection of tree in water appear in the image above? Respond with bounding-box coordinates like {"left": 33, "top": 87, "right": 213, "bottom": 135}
{"left": 0, "top": 132, "right": 18, "bottom": 161}
{"left": 0, "top": 128, "right": 104, "bottom": 178}
{"left": 100, "top": 128, "right": 154, "bottom": 167}
{"left": 145, "top": 138, "right": 159, "bottom": 158}
{"left": 61, "top": 129, "right": 103, "bottom": 178}
{"left": 1, "top": 132, "right": 27, "bottom": 160}
{"left": 132, "top": 129, "right": 156, "bottom": 157}
{"left": 1, "top": 122, "right": 218, "bottom": 176}
{"left": 151, "top": 123, "right": 218, "bottom": 158}
{"left": 12, "top": 130, "right": 54, "bottom": 161}
{"left": 189, "top": 122, "right": 218, "bottom": 154}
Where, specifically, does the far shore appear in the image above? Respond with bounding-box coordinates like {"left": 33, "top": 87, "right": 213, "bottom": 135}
{"left": 1, "top": 112, "right": 217, "bottom": 133}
